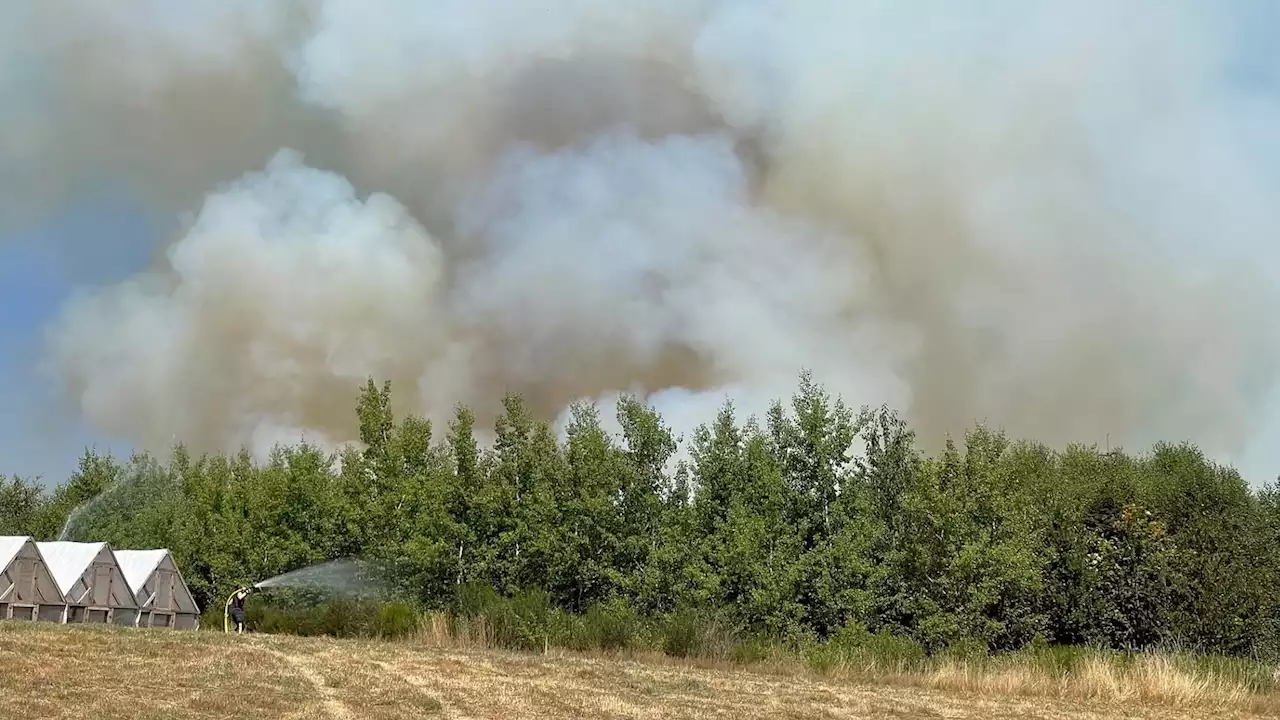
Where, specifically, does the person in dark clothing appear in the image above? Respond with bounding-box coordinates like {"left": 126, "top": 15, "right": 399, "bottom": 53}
{"left": 228, "top": 588, "right": 249, "bottom": 634}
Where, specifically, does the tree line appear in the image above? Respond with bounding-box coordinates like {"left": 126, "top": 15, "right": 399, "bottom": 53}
{"left": 2, "top": 372, "right": 1277, "bottom": 658}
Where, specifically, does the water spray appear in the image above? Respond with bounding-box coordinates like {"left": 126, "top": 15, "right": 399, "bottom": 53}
{"left": 221, "top": 558, "right": 390, "bottom": 634}
{"left": 252, "top": 558, "right": 385, "bottom": 597}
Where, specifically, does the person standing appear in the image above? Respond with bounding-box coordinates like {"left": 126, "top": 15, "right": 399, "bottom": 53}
{"left": 228, "top": 588, "right": 249, "bottom": 634}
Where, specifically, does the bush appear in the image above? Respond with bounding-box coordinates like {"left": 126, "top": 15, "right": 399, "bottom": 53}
{"left": 319, "top": 600, "right": 370, "bottom": 636}
{"left": 256, "top": 604, "right": 324, "bottom": 636}
{"left": 804, "top": 623, "right": 928, "bottom": 674}
{"left": 449, "top": 584, "right": 558, "bottom": 652}
{"left": 861, "top": 629, "right": 928, "bottom": 671}
{"left": 455, "top": 582, "right": 502, "bottom": 618}
{"left": 661, "top": 607, "right": 740, "bottom": 660}
{"left": 547, "top": 612, "right": 588, "bottom": 651}
{"left": 1026, "top": 639, "right": 1100, "bottom": 678}
{"left": 662, "top": 607, "right": 705, "bottom": 658}
{"left": 373, "top": 602, "right": 418, "bottom": 640}
{"left": 488, "top": 589, "right": 555, "bottom": 652}
{"left": 582, "top": 598, "right": 640, "bottom": 651}
{"left": 804, "top": 643, "right": 842, "bottom": 674}
{"left": 728, "top": 636, "right": 774, "bottom": 664}
{"left": 941, "top": 636, "right": 990, "bottom": 664}
{"left": 199, "top": 606, "right": 225, "bottom": 631}
{"left": 247, "top": 597, "right": 422, "bottom": 640}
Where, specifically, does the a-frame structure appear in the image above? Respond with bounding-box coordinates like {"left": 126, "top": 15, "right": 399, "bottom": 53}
{"left": 36, "top": 541, "right": 138, "bottom": 625}
{"left": 115, "top": 549, "right": 202, "bottom": 630}
{"left": 0, "top": 536, "right": 66, "bottom": 622}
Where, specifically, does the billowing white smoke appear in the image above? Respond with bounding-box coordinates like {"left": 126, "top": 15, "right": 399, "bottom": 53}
{"left": 12, "top": 1, "right": 1280, "bottom": 466}
{"left": 53, "top": 133, "right": 908, "bottom": 458}
{"left": 53, "top": 150, "right": 454, "bottom": 455}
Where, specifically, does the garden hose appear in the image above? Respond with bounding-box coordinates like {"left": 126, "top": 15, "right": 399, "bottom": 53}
{"left": 223, "top": 587, "right": 251, "bottom": 633}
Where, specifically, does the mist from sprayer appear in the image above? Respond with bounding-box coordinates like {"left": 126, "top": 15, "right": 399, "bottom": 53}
{"left": 252, "top": 558, "right": 391, "bottom": 600}
{"left": 7, "top": 1, "right": 1280, "bottom": 473}
{"left": 57, "top": 481, "right": 126, "bottom": 541}
{"left": 56, "top": 455, "right": 174, "bottom": 541}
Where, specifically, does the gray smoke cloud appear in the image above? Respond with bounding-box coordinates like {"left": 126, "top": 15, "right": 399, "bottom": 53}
{"left": 10, "top": 1, "right": 1280, "bottom": 469}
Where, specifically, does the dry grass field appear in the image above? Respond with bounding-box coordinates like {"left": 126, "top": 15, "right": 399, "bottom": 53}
{"left": 2, "top": 621, "right": 1278, "bottom": 720}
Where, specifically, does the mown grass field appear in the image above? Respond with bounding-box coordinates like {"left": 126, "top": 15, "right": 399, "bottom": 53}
{"left": 2, "top": 621, "right": 1278, "bottom": 720}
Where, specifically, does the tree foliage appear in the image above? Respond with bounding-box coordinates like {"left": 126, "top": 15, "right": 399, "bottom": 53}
{"left": 5, "top": 374, "right": 1278, "bottom": 658}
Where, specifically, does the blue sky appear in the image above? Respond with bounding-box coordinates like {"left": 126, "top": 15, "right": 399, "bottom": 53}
{"left": 0, "top": 195, "right": 160, "bottom": 483}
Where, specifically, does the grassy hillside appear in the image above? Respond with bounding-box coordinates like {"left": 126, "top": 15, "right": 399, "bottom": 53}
{"left": 1, "top": 623, "right": 1277, "bottom": 720}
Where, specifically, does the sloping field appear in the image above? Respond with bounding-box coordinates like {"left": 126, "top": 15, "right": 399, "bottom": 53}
{"left": 0, "top": 622, "right": 1272, "bottom": 720}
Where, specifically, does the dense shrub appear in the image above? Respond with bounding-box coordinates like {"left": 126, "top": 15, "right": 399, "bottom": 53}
{"left": 806, "top": 623, "right": 928, "bottom": 674}
{"left": 455, "top": 582, "right": 502, "bottom": 619}
{"left": 661, "top": 607, "right": 705, "bottom": 658}
{"left": 372, "top": 602, "right": 418, "bottom": 640}
{"left": 582, "top": 598, "right": 641, "bottom": 651}
{"left": 246, "top": 598, "right": 412, "bottom": 639}
{"left": 660, "top": 607, "right": 741, "bottom": 659}
{"left": 461, "top": 589, "right": 553, "bottom": 652}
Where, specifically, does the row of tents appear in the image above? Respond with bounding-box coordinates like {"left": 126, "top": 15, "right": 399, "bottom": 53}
{"left": 0, "top": 536, "right": 201, "bottom": 630}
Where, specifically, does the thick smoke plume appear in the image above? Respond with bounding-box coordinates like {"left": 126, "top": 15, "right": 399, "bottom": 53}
{"left": 10, "top": 1, "right": 1280, "bottom": 465}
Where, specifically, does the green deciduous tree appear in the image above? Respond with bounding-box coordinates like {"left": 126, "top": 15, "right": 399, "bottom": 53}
{"left": 14, "top": 371, "right": 1280, "bottom": 660}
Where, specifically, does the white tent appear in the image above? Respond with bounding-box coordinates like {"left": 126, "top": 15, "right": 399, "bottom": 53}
{"left": 36, "top": 541, "right": 138, "bottom": 625}
{"left": 115, "top": 549, "right": 201, "bottom": 630}
{"left": 0, "top": 536, "right": 66, "bottom": 622}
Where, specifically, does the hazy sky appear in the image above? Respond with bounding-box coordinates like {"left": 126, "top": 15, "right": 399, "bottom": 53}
{"left": 5, "top": 1, "right": 1280, "bottom": 487}
{"left": 0, "top": 195, "right": 160, "bottom": 482}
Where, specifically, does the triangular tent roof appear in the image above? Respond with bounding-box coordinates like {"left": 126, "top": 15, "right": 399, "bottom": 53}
{"left": 0, "top": 536, "right": 28, "bottom": 572}
{"left": 0, "top": 536, "right": 64, "bottom": 606}
{"left": 35, "top": 541, "right": 136, "bottom": 608}
{"left": 115, "top": 550, "right": 167, "bottom": 594}
{"left": 115, "top": 549, "right": 201, "bottom": 615}
{"left": 37, "top": 542, "right": 108, "bottom": 596}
